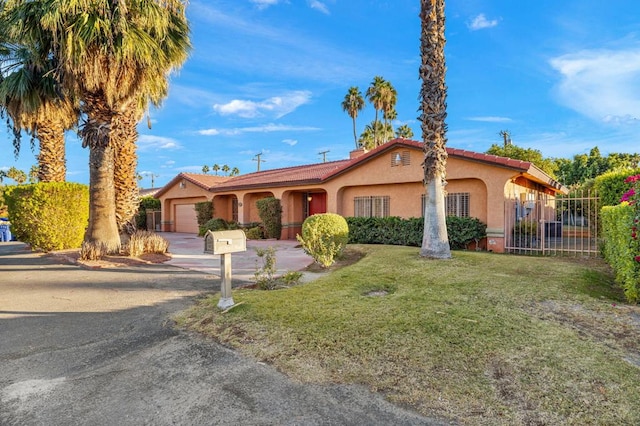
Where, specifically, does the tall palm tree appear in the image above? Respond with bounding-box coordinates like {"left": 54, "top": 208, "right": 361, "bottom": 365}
{"left": 366, "top": 76, "right": 387, "bottom": 146}
{"left": 380, "top": 80, "right": 397, "bottom": 133}
{"left": 0, "top": 29, "right": 78, "bottom": 182}
{"left": 221, "top": 164, "right": 230, "bottom": 175}
{"left": 341, "top": 86, "right": 365, "bottom": 149}
{"left": 212, "top": 164, "right": 220, "bottom": 175}
{"left": 395, "top": 124, "right": 414, "bottom": 139}
{"left": 6, "top": 0, "right": 191, "bottom": 254}
{"left": 419, "top": 0, "right": 451, "bottom": 259}
{"left": 358, "top": 120, "right": 394, "bottom": 150}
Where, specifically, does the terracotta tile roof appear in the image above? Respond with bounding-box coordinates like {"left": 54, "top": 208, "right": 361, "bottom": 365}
{"left": 210, "top": 160, "right": 351, "bottom": 192}
{"left": 155, "top": 172, "right": 231, "bottom": 198}
{"left": 158, "top": 138, "right": 564, "bottom": 196}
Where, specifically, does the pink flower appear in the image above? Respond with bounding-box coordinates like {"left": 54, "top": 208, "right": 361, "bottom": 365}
{"left": 635, "top": 255, "right": 640, "bottom": 262}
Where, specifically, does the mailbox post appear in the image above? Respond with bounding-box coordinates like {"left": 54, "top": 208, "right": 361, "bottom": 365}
{"left": 204, "top": 230, "right": 247, "bottom": 309}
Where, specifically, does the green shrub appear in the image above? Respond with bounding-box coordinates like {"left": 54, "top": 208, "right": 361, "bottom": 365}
{"left": 199, "top": 218, "right": 229, "bottom": 236}
{"left": 256, "top": 197, "right": 282, "bottom": 239}
{"left": 136, "top": 196, "right": 160, "bottom": 229}
{"left": 4, "top": 182, "right": 89, "bottom": 252}
{"left": 194, "top": 201, "right": 213, "bottom": 226}
{"left": 594, "top": 168, "right": 640, "bottom": 207}
{"left": 346, "top": 216, "right": 487, "bottom": 250}
{"left": 245, "top": 226, "right": 264, "bottom": 240}
{"left": 297, "top": 213, "right": 349, "bottom": 267}
{"left": 447, "top": 216, "right": 487, "bottom": 250}
{"left": 601, "top": 203, "right": 640, "bottom": 303}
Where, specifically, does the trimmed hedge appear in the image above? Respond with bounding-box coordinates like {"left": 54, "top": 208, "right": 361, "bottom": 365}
{"left": 136, "top": 196, "right": 160, "bottom": 229}
{"left": 194, "top": 201, "right": 213, "bottom": 227}
{"left": 601, "top": 203, "right": 640, "bottom": 303}
{"left": 594, "top": 168, "right": 640, "bottom": 207}
{"left": 297, "top": 213, "right": 349, "bottom": 267}
{"left": 256, "top": 197, "right": 282, "bottom": 239}
{"left": 346, "top": 216, "right": 487, "bottom": 250}
{"left": 4, "top": 182, "right": 89, "bottom": 251}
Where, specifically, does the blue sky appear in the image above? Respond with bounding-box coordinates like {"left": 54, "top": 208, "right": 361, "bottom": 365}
{"left": 2, "top": 0, "right": 640, "bottom": 188}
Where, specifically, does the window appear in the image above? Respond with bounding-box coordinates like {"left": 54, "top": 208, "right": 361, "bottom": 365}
{"left": 354, "top": 196, "right": 390, "bottom": 217}
{"left": 421, "top": 192, "right": 470, "bottom": 217}
{"left": 391, "top": 151, "right": 410, "bottom": 167}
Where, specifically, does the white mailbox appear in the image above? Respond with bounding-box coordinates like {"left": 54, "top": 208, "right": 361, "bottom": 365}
{"left": 203, "top": 229, "right": 247, "bottom": 310}
{"left": 204, "top": 230, "right": 247, "bottom": 255}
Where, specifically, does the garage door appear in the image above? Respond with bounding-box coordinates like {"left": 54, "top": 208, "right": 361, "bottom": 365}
{"left": 175, "top": 204, "right": 199, "bottom": 234}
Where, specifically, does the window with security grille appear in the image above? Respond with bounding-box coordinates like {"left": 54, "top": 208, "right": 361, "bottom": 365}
{"left": 354, "top": 196, "right": 390, "bottom": 217}
{"left": 421, "top": 192, "right": 470, "bottom": 217}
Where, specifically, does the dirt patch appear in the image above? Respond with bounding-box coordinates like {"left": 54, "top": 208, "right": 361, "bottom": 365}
{"left": 47, "top": 249, "right": 171, "bottom": 269}
{"left": 303, "top": 247, "right": 366, "bottom": 273}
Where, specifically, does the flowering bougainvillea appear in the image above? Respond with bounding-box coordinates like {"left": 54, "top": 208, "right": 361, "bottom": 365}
{"left": 621, "top": 175, "right": 640, "bottom": 260}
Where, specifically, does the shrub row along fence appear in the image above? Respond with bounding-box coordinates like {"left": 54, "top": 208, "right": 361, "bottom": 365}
{"left": 346, "top": 216, "right": 486, "bottom": 250}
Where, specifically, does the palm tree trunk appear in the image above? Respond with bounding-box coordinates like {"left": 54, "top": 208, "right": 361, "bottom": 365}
{"left": 420, "top": 0, "right": 451, "bottom": 259}
{"left": 82, "top": 92, "right": 120, "bottom": 254}
{"left": 420, "top": 172, "right": 450, "bottom": 258}
{"left": 352, "top": 117, "right": 358, "bottom": 148}
{"left": 112, "top": 107, "right": 140, "bottom": 235}
{"left": 35, "top": 118, "right": 66, "bottom": 182}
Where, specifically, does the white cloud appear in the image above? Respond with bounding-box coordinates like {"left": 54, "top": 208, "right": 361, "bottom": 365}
{"left": 198, "top": 123, "right": 321, "bottom": 136}
{"left": 250, "top": 0, "right": 281, "bottom": 9}
{"left": 308, "top": 0, "right": 329, "bottom": 14}
{"left": 550, "top": 47, "right": 640, "bottom": 124}
{"left": 468, "top": 14, "right": 499, "bottom": 31}
{"left": 282, "top": 139, "right": 298, "bottom": 146}
{"left": 213, "top": 90, "right": 312, "bottom": 119}
{"left": 137, "top": 135, "right": 183, "bottom": 151}
{"left": 466, "top": 116, "right": 513, "bottom": 123}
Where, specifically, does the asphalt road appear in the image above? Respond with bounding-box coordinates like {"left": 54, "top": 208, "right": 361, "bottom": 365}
{"left": 0, "top": 242, "right": 447, "bottom": 425}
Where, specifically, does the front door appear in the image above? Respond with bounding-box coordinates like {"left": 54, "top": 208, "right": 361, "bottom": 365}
{"left": 308, "top": 193, "right": 327, "bottom": 216}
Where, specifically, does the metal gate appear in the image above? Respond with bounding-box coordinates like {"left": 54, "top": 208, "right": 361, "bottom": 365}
{"left": 504, "top": 191, "right": 600, "bottom": 256}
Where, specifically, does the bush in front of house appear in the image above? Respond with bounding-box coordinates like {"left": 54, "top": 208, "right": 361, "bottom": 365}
{"left": 346, "top": 216, "right": 487, "bottom": 250}
{"left": 136, "top": 196, "right": 160, "bottom": 230}
{"left": 297, "top": 213, "right": 349, "bottom": 267}
{"left": 244, "top": 226, "right": 264, "bottom": 240}
{"left": 194, "top": 201, "right": 213, "bottom": 227}
{"left": 601, "top": 203, "right": 640, "bottom": 303}
{"left": 256, "top": 197, "right": 282, "bottom": 239}
{"left": 198, "top": 218, "right": 238, "bottom": 236}
{"left": 4, "top": 182, "right": 89, "bottom": 251}
{"left": 447, "top": 216, "right": 487, "bottom": 250}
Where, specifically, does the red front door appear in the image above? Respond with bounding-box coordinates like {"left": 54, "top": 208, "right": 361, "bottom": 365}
{"left": 308, "top": 193, "right": 327, "bottom": 216}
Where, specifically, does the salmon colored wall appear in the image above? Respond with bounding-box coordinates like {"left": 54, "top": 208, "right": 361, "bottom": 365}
{"left": 158, "top": 180, "right": 212, "bottom": 231}
{"left": 159, "top": 145, "right": 557, "bottom": 252}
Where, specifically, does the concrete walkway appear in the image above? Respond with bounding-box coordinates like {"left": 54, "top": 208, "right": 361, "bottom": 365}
{"left": 161, "top": 232, "right": 322, "bottom": 284}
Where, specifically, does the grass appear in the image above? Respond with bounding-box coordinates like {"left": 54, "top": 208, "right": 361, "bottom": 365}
{"left": 174, "top": 245, "right": 640, "bottom": 425}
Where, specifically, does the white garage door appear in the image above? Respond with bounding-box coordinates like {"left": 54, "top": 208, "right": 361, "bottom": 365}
{"left": 175, "top": 204, "right": 199, "bottom": 234}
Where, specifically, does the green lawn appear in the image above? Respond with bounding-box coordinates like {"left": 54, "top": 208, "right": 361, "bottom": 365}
{"left": 175, "top": 245, "right": 640, "bottom": 425}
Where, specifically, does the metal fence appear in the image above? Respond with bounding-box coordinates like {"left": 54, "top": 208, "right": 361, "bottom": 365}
{"left": 504, "top": 191, "right": 600, "bottom": 256}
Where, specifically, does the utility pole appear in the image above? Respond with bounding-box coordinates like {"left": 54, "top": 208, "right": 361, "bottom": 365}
{"left": 499, "top": 130, "right": 512, "bottom": 147}
{"left": 142, "top": 172, "right": 159, "bottom": 188}
{"left": 318, "top": 150, "right": 330, "bottom": 163}
{"left": 253, "top": 153, "right": 266, "bottom": 172}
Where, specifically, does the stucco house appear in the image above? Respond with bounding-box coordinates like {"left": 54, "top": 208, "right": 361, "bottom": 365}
{"left": 155, "top": 138, "right": 566, "bottom": 253}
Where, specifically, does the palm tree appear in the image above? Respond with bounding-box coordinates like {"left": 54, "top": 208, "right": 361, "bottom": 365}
{"left": 230, "top": 167, "right": 240, "bottom": 176}
{"left": 380, "top": 80, "right": 397, "bottom": 132}
{"left": 6, "top": 0, "right": 191, "bottom": 254}
{"left": 202, "top": 165, "right": 210, "bottom": 174}
{"left": 358, "top": 120, "right": 394, "bottom": 150}
{"left": 395, "top": 124, "right": 414, "bottom": 139}
{"left": 419, "top": 0, "right": 451, "bottom": 259}
{"left": 212, "top": 164, "right": 220, "bottom": 175}
{"left": 366, "top": 76, "right": 387, "bottom": 145}
{"left": 341, "top": 86, "right": 365, "bottom": 149}
{"left": 0, "top": 31, "right": 78, "bottom": 182}
{"left": 221, "top": 164, "right": 230, "bottom": 176}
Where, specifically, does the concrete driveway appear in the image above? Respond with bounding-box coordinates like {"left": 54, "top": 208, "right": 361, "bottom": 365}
{"left": 0, "top": 240, "right": 444, "bottom": 425}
